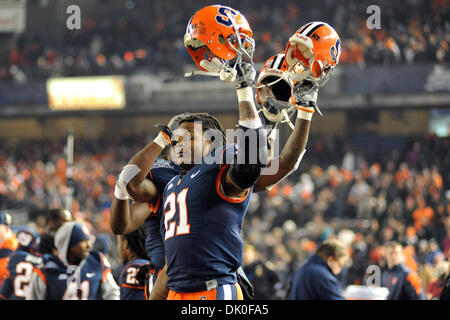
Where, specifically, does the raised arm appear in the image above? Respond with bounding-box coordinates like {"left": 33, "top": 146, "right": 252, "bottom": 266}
{"left": 253, "top": 115, "right": 310, "bottom": 192}
{"left": 254, "top": 81, "right": 318, "bottom": 192}
{"left": 109, "top": 198, "right": 152, "bottom": 235}
{"left": 222, "top": 63, "right": 267, "bottom": 198}
{"left": 123, "top": 129, "right": 171, "bottom": 203}
{"left": 110, "top": 123, "right": 173, "bottom": 234}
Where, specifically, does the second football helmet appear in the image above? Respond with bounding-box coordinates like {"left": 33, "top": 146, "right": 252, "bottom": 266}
{"left": 284, "top": 21, "right": 341, "bottom": 87}
{"left": 256, "top": 54, "right": 293, "bottom": 123}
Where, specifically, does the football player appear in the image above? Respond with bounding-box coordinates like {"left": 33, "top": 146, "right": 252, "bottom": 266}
{"left": 0, "top": 212, "right": 18, "bottom": 289}
{"left": 114, "top": 8, "right": 341, "bottom": 300}
{"left": 0, "top": 229, "right": 42, "bottom": 300}
{"left": 114, "top": 5, "right": 264, "bottom": 300}
{"left": 117, "top": 226, "right": 150, "bottom": 300}
{"left": 26, "top": 222, "right": 120, "bottom": 300}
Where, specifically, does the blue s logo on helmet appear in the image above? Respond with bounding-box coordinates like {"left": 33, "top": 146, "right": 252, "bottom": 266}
{"left": 330, "top": 39, "right": 341, "bottom": 63}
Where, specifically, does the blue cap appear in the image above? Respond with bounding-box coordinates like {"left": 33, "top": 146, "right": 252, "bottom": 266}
{"left": 0, "top": 212, "right": 12, "bottom": 226}
{"left": 68, "top": 223, "right": 91, "bottom": 249}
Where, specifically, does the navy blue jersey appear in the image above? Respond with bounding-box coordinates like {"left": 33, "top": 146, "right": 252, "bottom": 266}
{"left": 144, "top": 159, "right": 183, "bottom": 270}
{"left": 34, "top": 251, "right": 112, "bottom": 300}
{"left": 161, "top": 144, "right": 253, "bottom": 292}
{"left": 119, "top": 258, "right": 150, "bottom": 300}
{"left": 0, "top": 250, "right": 43, "bottom": 300}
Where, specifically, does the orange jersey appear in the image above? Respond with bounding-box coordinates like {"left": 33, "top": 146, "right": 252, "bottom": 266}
{"left": 0, "top": 236, "right": 18, "bottom": 287}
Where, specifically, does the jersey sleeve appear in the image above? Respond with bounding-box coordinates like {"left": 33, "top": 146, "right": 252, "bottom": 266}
{"left": 146, "top": 158, "right": 182, "bottom": 216}
{"left": 148, "top": 158, "right": 181, "bottom": 191}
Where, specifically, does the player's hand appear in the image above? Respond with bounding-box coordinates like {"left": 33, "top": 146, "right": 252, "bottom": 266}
{"left": 154, "top": 112, "right": 192, "bottom": 146}
{"left": 234, "top": 62, "right": 256, "bottom": 89}
{"left": 292, "top": 80, "right": 322, "bottom": 116}
{"left": 136, "top": 262, "right": 154, "bottom": 286}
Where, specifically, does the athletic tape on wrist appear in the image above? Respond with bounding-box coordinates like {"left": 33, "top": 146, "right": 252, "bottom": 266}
{"left": 114, "top": 184, "right": 130, "bottom": 200}
{"left": 238, "top": 118, "right": 262, "bottom": 129}
{"left": 236, "top": 87, "right": 254, "bottom": 103}
{"left": 153, "top": 131, "right": 171, "bottom": 149}
{"left": 297, "top": 107, "right": 314, "bottom": 121}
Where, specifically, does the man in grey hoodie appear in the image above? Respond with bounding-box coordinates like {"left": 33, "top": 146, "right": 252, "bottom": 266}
{"left": 26, "top": 222, "right": 120, "bottom": 300}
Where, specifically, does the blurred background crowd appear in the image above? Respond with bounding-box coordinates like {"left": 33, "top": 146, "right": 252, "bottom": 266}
{"left": 0, "top": 0, "right": 449, "bottom": 301}
{"left": 1, "top": 132, "right": 449, "bottom": 299}
{"left": 1, "top": 0, "right": 449, "bottom": 82}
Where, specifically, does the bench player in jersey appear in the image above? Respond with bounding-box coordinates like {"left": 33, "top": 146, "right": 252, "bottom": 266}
{"left": 117, "top": 226, "right": 150, "bottom": 300}
{"left": 0, "top": 229, "right": 42, "bottom": 299}
{"left": 27, "top": 222, "right": 120, "bottom": 300}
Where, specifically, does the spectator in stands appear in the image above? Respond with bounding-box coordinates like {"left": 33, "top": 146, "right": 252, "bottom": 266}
{"left": 381, "top": 241, "right": 424, "bottom": 300}
{"left": 243, "top": 244, "right": 280, "bottom": 300}
{"left": 426, "top": 260, "right": 449, "bottom": 299}
{"left": 288, "top": 239, "right": 348, "bottom": 300}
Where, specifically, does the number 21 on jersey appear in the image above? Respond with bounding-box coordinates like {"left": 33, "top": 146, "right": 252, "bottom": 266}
{"left": 164, "top": 188, "right": 190, "bottom": 240}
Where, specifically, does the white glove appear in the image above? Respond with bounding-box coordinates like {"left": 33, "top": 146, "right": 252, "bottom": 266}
{"left": 293, "top": 80, "right": 322, "bottom": 119}
{"left": 234, "top": 62, "right": 256, "bottom": 89}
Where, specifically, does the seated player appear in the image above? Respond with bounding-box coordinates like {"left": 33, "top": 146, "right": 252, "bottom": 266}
{"left": 117, "top": 226, "right": 151, "bottom": 300}
{"left": 27, "top": 222, "right": 120, "bottom": 300}
{"left": 0, "top": 229, "right": 42, "bottom": 300}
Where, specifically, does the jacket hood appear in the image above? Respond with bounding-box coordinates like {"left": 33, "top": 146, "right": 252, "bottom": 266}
{"left": 54, "top": 222, "right": 77, "bottom": 267}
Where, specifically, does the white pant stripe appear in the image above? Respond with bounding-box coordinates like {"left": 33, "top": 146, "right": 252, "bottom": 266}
{"left": 223, "top": 284, "right": 232, "bottom": 300}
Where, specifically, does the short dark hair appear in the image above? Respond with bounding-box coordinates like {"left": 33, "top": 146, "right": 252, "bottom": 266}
{"left": 124, "top": 226, "right": 149, "bottom": 260}
{"left": 316, "top": 239, "right": 347, "bottom": 260}
{"left": 178, "top": 113, "right": 226, "bottom": 144}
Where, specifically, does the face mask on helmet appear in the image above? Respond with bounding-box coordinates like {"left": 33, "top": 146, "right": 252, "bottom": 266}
{"left": 184, "top": 5, "right": 255, "bottom": 78}
{"left": 256, "top": 54, "right": 297, "bottom": 125}
{"left": 284, "top": 21, "right": 341, "bottom": 88}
